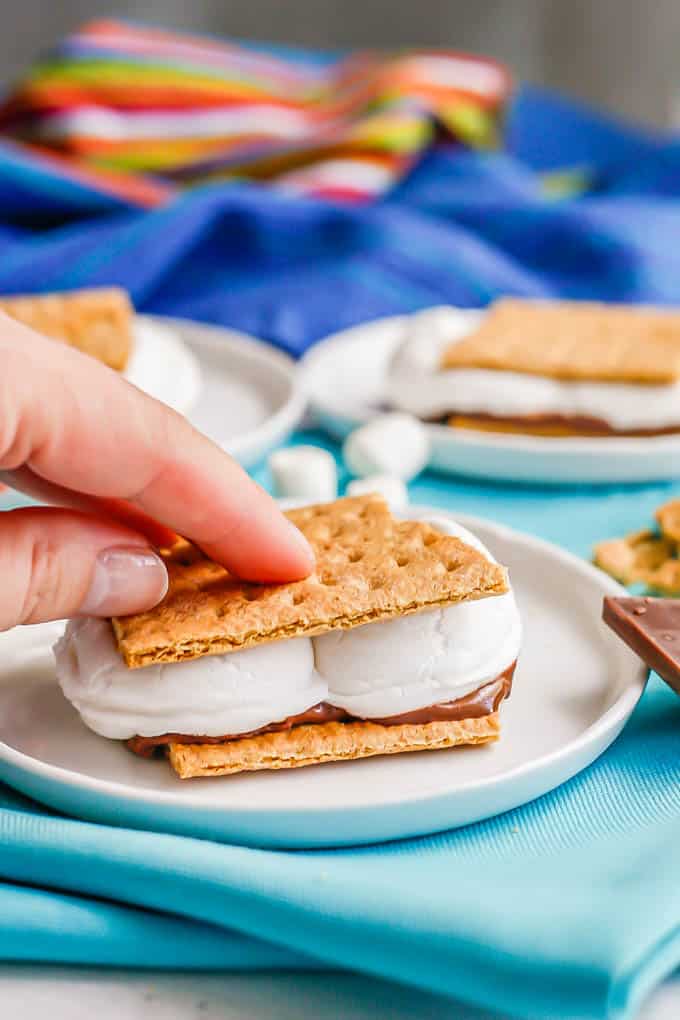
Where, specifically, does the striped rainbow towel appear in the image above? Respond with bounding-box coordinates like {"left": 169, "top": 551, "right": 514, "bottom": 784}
{"left": 0, "top": 19, "right": 511, "bottom": 207}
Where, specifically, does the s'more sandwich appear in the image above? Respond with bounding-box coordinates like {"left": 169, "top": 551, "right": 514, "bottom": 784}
{"left": 1, "top": 287, "right": 133, "bottom": 371}
{"left": 54, "top": 495, "right": 520, "bottom": 779}
{"left": 388, "top": 298, "right": 680, "bottom": 437}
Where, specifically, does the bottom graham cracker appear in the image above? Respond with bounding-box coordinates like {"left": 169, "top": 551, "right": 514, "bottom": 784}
{"left": 168, "top": 714, "right": 500, "bottom": 779}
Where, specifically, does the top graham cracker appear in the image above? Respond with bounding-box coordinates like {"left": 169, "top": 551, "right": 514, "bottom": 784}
{"left": 0, "top": 287, "right": 133, "bottom": 371}
{"left": 441, "top": 298, "right": 680, "bottom": 384}
{"left": 112, "top": 495, "right": 509, "bottom": 669}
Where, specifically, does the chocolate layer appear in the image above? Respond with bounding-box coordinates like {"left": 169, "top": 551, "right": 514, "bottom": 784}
{"left": 127, "top": 662, "right": 515, "bottom": 758}
{"left": 443, "top": 412, "right": 680, "bottom": 438}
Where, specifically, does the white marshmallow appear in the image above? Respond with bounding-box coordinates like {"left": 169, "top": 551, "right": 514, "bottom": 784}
{"left": 318, "top": 596, "right": 519, "bottom": 718}
{"left": 316, "top": 516, "right": 520, "bottom": 718}
{"left": 343, "top": 413, "right": 430, "bottom": 481}
{"left": 390, "top": 306, "right": 480, "bottom": 379}
{"left": 55, "top": 619, "right": 325, "bottom": 740}
{"left": 346, "top": 474, "right": 408, "bottom": 511}
{"left": 269, "top": 445, "right": 337, "bottom": 502}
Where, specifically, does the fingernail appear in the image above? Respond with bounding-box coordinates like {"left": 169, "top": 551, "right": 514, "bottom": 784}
{"left": 80, "top": 547, "right": 169, "bottom": 617}
{"left": 286, "top": 520, "right": 315, "bottom": 567}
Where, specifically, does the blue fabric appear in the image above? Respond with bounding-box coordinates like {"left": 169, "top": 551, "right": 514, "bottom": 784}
{"left": 1, "top": 85, "right": 680, "bottom": 356}
{"left": 2, "top": 85, "right": 680, "bottom": 1019}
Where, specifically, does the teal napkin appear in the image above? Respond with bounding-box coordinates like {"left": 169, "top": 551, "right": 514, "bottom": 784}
{"left": 1, "top": 432, "right": 679, "bottom": 1020}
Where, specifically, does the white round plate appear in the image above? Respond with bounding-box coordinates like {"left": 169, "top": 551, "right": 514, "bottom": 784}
{"left": 299, "top": 311, "right": 680, "bottom": 484}
{"left": 127, "top": 315, "right": 306, "bottom": 468}
{"left": 125, "top": 316, "right": 203, "bottom": 417}
{"left": 0, "top": 507, "right": 645, "bottom": 848}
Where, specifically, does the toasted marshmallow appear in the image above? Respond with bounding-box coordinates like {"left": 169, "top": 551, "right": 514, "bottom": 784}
{"left": 343, "top": 413, "right": 430, "bottom": 481}
{"left": 346, "top": 474, "right": 408, "bottom": 510}
{"left": 269, "top": 445, "right": 338, "bottom": 502}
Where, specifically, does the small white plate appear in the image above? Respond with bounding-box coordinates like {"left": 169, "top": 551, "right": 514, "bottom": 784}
{"left": 299, "top": 311, "right": 680, "bottom": 484}
{"left": 125, "top": 317, "right": 203, "bottom": 417}
{"left": 128, "top": 315, "right": 306, "bottom": 468}
{"left": 0, "top": 508, "right": 645, "bottom": 848}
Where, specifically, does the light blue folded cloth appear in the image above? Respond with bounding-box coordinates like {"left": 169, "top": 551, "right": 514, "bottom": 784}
{"left": 1, "top": 438, "right": 679, "bottom": 1020}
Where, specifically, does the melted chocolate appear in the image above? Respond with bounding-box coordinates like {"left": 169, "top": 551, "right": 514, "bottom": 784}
{"left": 127, "top": 662, "right": 515, "bottom": 758}
{"left": 438, "top": 412, "right": 680, "bottom": 438}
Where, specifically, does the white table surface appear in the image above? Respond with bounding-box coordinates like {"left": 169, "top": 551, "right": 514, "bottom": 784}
{"left": 1, "top": 967, "right": 678, "bottom": 1019}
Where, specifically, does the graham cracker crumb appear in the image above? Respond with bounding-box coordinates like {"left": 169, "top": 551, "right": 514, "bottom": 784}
{"left": 594, "top": 500, "right": 680, "bottom": 596}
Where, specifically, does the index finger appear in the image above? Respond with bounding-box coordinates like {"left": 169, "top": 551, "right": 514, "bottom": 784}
{"left": 1, "top": 316, "right": 314, "bottom": 582}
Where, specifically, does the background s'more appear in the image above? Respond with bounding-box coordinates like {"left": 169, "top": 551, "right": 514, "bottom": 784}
{"left": 388, "top": 298, "right": 680, "bottom": 437}
{"left": 54, "top": 496, "right": 520, "bottom": 779}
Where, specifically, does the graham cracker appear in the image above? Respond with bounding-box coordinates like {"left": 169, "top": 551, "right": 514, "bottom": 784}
{"left": 593, "top": 529, "right": 675, "bottom": 586}
{"left": 168, "top": 714, "right": 500, "bottom": 778}
{"left": 113, "top": 494, "right": 508, "bottom": 668}
{"left": 441, "top": 298, "right": 680, "bottom": 384}
{"left": 655, "top": 499, "right": 680, "bottom": 543}
{"left": 646, "top": 559, "right": 680, "bottom": 596}
{"left": 0, "top": 287, "right": 133, "bottom": 371}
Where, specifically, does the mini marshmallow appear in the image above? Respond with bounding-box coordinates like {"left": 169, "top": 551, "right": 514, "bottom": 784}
{"left": 343, "top": 413, "right": 430, "bottom": 482}
{"left": 269, "top": 445, "right": 338, "bottom": 502}
{"left": 346, "top": 474, "right": 408, "bottom": 511}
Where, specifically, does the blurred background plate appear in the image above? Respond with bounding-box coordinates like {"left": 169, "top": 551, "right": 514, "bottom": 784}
{"left": 130, "top": 316, "right": 306, "bottom": 469}
{"left": 300, "top": 312, "right": 680, "bottom": 485}
{"left": 125, "top": 317, "right": 203, "bottom": 417}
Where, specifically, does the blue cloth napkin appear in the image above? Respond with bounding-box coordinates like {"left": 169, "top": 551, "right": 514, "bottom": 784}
{"left": 2, "top": 84, "right": 680, "bottom": 1019}
{"left": 0, "top": 85, "right": 677, "bottom": 355}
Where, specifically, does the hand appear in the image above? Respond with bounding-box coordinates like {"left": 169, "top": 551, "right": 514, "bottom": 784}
{"left": 0, "top": 314, "right": 314, "bottom": 630}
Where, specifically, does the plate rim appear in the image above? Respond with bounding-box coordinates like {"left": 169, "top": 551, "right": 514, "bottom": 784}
{"left": 0, "top": 508, "right": 647, "bottom": 816}
{"left": 299, "top": 311, "right": 680, "bottom": 455}
{"left": 142, "top": 313, "right": 308, "bottom": 463}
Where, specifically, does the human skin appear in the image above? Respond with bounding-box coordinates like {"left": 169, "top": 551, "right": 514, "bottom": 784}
{"left": 0, "top": 313, "right": 314, "bottom": 630}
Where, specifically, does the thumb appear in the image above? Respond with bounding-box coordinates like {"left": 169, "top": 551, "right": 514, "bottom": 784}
{"left": 0, "top": 507, "right": 168, "bottom": 630}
